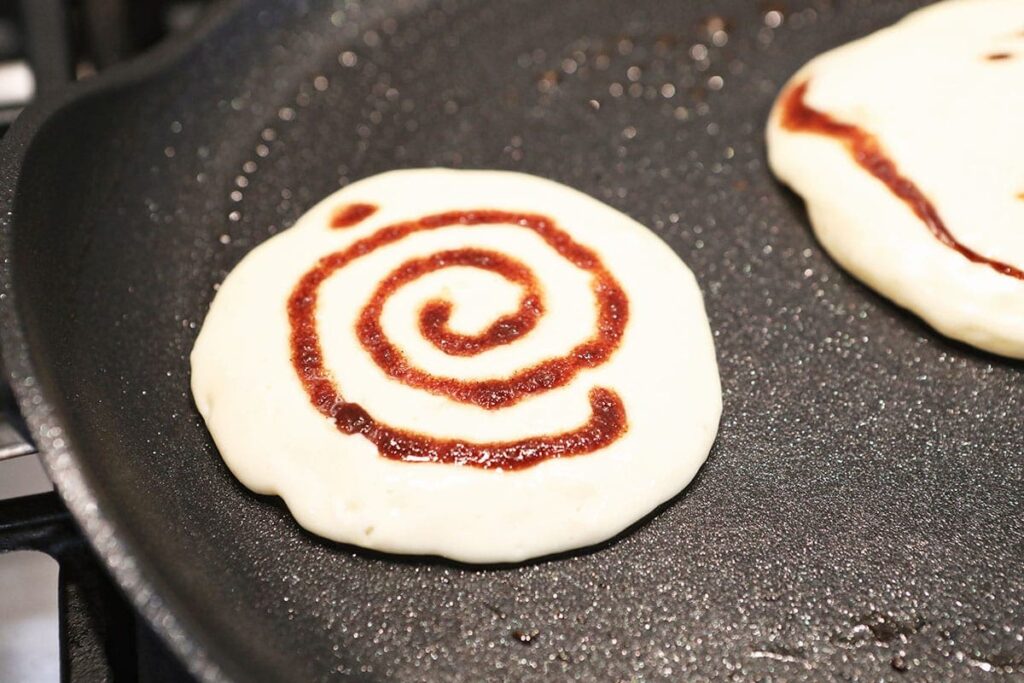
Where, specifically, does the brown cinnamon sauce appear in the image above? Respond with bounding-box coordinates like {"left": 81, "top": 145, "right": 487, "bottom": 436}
{"left": 780, "top": 80, "right": 1024, "bottom": 280}
{"left": 331, "top": 203, "right": 378, "bottom": 228}
{"left": 288, "top": 209, "right": 629, "bottom": 469}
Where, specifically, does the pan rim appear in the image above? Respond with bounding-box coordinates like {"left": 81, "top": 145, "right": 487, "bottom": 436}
{"left": 0, "top": 2, "right": 252, "bottom": 681}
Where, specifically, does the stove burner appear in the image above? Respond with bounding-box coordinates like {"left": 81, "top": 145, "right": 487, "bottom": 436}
{"left": 0, "top": 1, "right": 218, "bottom": 680}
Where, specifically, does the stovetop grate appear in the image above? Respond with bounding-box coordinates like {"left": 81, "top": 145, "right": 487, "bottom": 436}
{"left": 0, "top": 1, "right": 216, "bottom": 680}
{"left": 0, "top": 490, "right": 194, "bottom": 681}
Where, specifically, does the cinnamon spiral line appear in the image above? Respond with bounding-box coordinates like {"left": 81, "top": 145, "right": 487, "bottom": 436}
{"left": 287, "top": 209, "right": 629, "bottom": 469}
{"left": 780, "top": 80, "right": 1024, "bottom": 281}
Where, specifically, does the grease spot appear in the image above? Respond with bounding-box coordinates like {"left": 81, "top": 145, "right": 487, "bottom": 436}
{"left": 511, "top": 629, "right": 537, "bottom": 645}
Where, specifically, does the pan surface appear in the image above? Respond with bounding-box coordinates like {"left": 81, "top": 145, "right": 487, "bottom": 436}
{"left": 2, "top": 0, "right": 1023, "bottom": 680}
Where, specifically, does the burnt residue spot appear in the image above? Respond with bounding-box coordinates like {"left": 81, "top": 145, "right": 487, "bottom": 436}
{"left": 330, "top": 203, "right": 377, "bottom": 228}
{"left": 1017, "top": 192, "right": 1024, "bottom": 201}
{"left": 698, "top": 14, "right": 733, "bottom": 42}
{"left": 985, "top": 52, "right": 1013, "bottom": 61}
{"left": 861, "top": 612, "right": 926, "bottom": 644}
{"left": 536, "top": 69, "right": 560, "bottom": 93}
{"left": 511, "top": 629, "right": 537, "bottom": 645}
{"left": 833, "top": 612, "right": 927, "bottom": 648}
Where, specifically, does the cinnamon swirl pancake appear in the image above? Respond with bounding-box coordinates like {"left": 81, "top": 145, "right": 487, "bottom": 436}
{"left": 191, "top": 169, "right": 720, "bottom": 562}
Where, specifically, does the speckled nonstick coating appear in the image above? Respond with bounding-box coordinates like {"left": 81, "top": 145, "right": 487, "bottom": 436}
{"left": 1, "top": 0, "right": 1021, "bottom": 680}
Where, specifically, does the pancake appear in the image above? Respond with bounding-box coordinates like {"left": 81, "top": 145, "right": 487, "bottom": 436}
{"left": 767, "top": 0, "right": 1024, "bottom": 358}
{"left": 191, "top": 169, "right": 721, "bottom": 563}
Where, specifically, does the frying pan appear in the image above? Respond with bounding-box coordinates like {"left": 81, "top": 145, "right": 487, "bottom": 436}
{"left": 2, "top": 0, "right": 1022, "bottom": 680}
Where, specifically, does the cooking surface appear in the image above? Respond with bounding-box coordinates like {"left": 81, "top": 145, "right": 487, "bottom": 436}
{"left": 6, "top": 0, "right": 1023, "bottom": 680}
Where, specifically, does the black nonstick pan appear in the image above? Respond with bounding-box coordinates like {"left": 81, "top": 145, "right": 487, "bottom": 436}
{"left": 2, "top": 0, "right": 1022, "bottom": 680}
